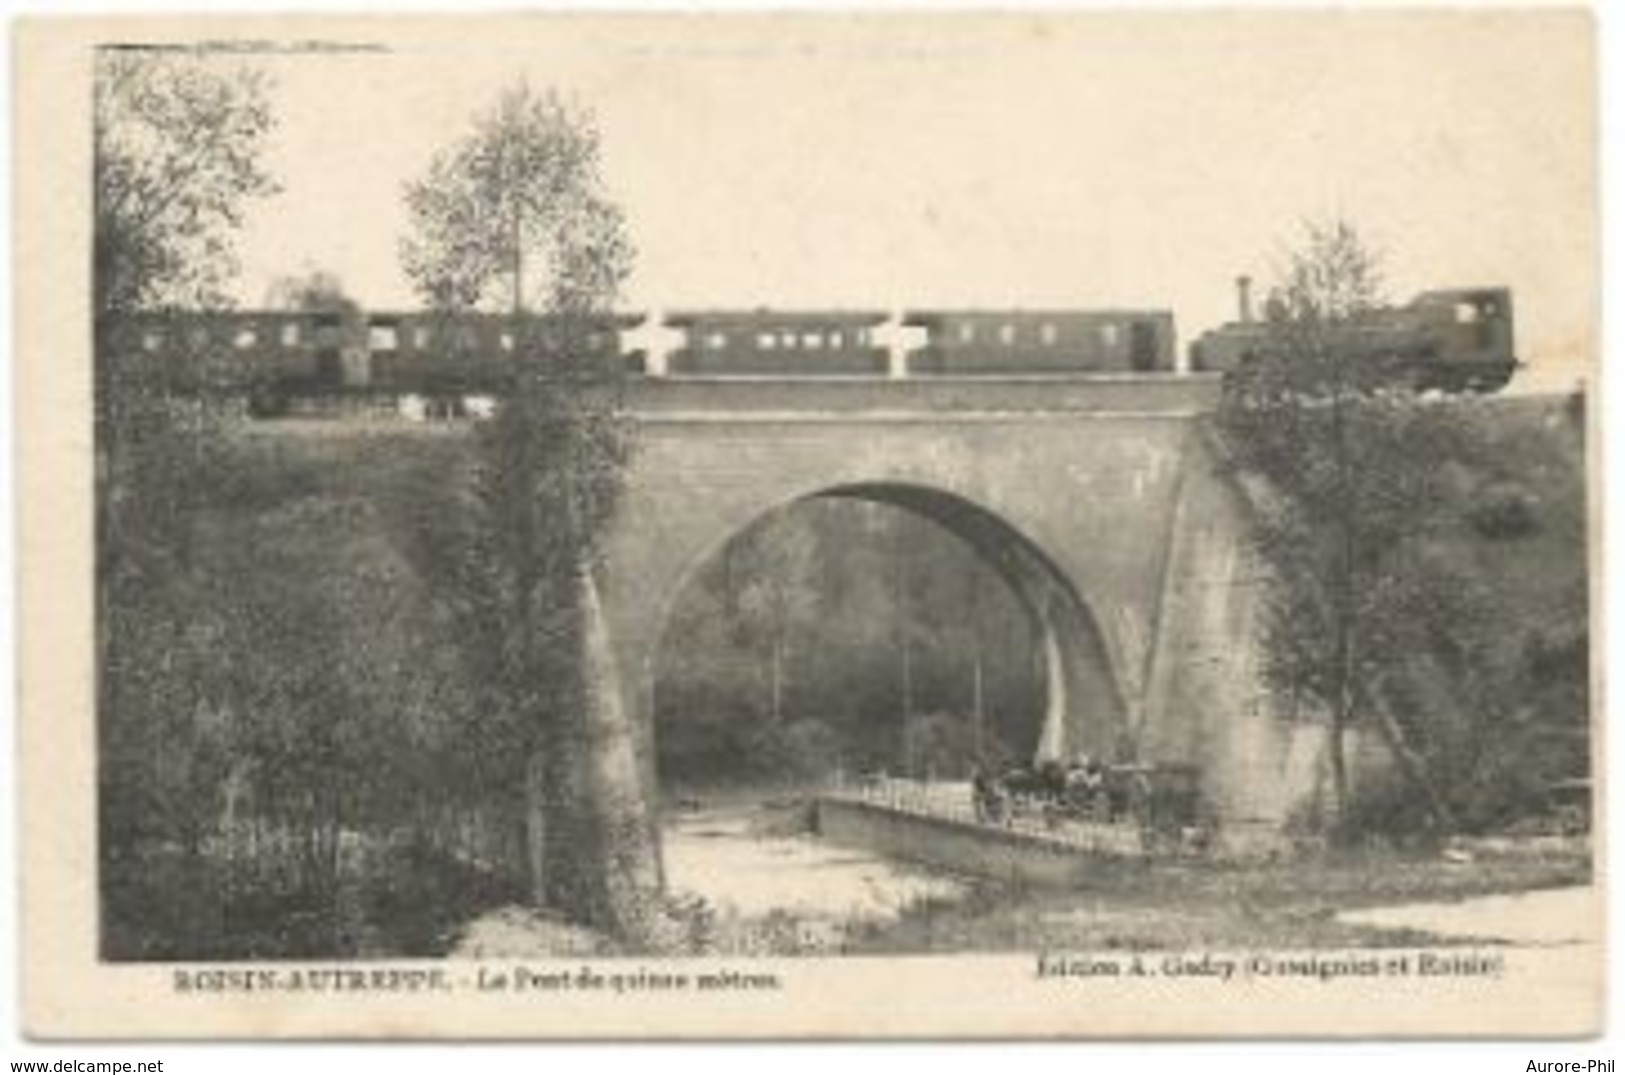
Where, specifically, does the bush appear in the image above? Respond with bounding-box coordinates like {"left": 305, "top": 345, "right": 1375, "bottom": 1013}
{"left": 902, "top": 712, "right": 975, "bottom": 780}
{"left": 744, "top": 718, "right": 848, "bottom": 783}
{"left": 1323, "top": 768, "right": 1443, "bottom": 850}
{"left": 364, "top": 840, "right": 522, "bottom": 956}
{"left": 1465, "top": 481, "right": 1540, "bottom": 539}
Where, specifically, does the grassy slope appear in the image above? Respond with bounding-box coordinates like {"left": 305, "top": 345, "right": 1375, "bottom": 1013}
{"left": 847, "top": 846, "right": 1591, "bottom": 953}
{"left": 1420, "top": 394, "right": 1590, "bottom": 811}
{"left": 1446, "top": 395, "right": 1587, "bottom": 639}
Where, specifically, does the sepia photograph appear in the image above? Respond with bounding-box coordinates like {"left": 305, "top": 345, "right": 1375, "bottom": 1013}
{"left": 14, "top": 8, "right": 1601, "bottom": 1038}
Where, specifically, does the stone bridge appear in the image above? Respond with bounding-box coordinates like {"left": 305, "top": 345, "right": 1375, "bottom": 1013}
{"left": 602, "top": 375, "right": 1322, "bottom": 836}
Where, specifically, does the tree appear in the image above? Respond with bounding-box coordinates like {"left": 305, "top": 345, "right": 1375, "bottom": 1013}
{"left": 94, "top": 46, "right": 278, "bottom": 552}
{"left": 93, "top": 47, "right": 278, "bottom": 939}
{"left": 650, "top": 498, "right": 1048, "bottom": 784}
{"left": 94, "top": 48, "right": 278, "bottom": 319}
{"left": 399, "top": 82, "right": 662, "bottom": 942}
{"left": 901, "top": 712, "right": 975, "bottom": 782}
{"left": 93, "top": 45, "right": 278, "bottom": 583}
{"left": 1216, "top": 220, "right": 1468, "bottom": 836}
{"left": 732, "top": 507, "right": 821, "bottom": 727}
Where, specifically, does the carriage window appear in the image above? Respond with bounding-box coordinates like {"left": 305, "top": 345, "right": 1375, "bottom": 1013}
{"left": 828, "top": 329, "right": 844, "bottom": 349}
{"left": 369, "top": 324, "right": 400, "bottom": 351}
{"left": 233, "top": 327, "right": 258, "bottom": 350}
{"left": 142, "top": 331, "right": 163, "bottom": 352}
{"left": 281, "top": 323, "right": 301, "bottom": 347}
{"left": 1100, "top": 324, "right": 1122, "bottom": 347}
{"left": 999, "top": 323, "right": 1017, "bottom": 346}
{"left": 958, "top": 323, "right": 975, "bottom": 344}
{"left": 758, "top": 332, "right": 778, "bottom": 349}
{"left": 413, "top": 327, "right": 431, "bottom": 349}
{"left": 704, "top": 331, "right": 728, "bottom": 350}
{"left": 803, "top": 332, "right": 824, "bottom": 349}
{"left": 1040, "top": 323, "right": 1058, "bottom": 346}
{"left": 1455, "top": 302, "right": 1480, "bottom": 324}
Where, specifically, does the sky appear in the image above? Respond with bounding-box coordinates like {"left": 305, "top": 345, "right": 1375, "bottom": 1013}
{"left": 224, "top": 12, "right": 1596, "bottom": 381}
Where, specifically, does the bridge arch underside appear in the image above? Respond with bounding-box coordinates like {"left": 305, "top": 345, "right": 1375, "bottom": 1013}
{"left": 639, "top": 480, "right": 1129, "bottom": 770}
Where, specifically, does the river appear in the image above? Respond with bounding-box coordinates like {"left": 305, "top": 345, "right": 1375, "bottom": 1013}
{"left": 449, "top": 796, "right": 967, "bottom": 957}
{"left": 664, "top": 800, "right": 965, "bottom": 920}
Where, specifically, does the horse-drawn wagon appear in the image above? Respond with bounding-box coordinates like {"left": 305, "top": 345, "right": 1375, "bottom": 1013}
{"left": 975, "top": 760, "right": 1203, "bottom": 847}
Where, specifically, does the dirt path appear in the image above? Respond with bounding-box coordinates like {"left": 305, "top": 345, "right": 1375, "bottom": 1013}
{"left": 1336, "top": 885, "right": 1598, "bottom": 945}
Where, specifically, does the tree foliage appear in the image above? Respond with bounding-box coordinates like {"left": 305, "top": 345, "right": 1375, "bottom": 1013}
{"left": 654, "top": 500, "right": 1044, "bottom": 785}
{"left": 1217, "top": 220, "right": 1587, "bottom": 839}
{"left": 94, "top": 48, "right": 278, "bottom": 318}
{"left": 399, "top": 81, "right": 662, "bottom": 941}
{"left": 93, "top": 46, "right": 279, "bottom": 547}
{"left": 733, "top": 507, "right": 822, "bottom": 726}
{"left": 402, "top": 84, "right": 630, "bottom": 316}
{"left": 1218, "top": 222, "right": 1453, "bottom": 832}
{"left": 93, "top": 48, "right": 282, "bottom": 953}
{"left": 94, "top": 49, "right": 277, "bottom": 814}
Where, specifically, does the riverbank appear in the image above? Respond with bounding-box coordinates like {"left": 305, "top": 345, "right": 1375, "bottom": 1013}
{"left": 440, "top": 798, "right": 1589, "bottom": 957}
{"left": 846, "top": 841, "right": 1591, "bottom": 954}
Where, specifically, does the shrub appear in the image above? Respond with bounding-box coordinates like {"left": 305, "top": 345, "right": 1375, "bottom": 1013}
{"left": 1326, "top": 768, "right": 1441, "bottom": 849}
{"left": 1465, "top": 481, "right": 1540, "bottom": 539}
{"left": 743, "top": 718, "right": 848, "bottom": 783}
{"left": 902, "top": 711, "right": 975, "bottom": 780}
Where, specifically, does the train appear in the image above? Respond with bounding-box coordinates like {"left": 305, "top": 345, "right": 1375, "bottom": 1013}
{"left": 112, "top": 307, "right": 648, "bottom": 415}
{"left": 1190, "top": 276, "right": 1518, "bottom": 392}
{"left": 110, "top": 279, "right": 1518, "bottom": 413}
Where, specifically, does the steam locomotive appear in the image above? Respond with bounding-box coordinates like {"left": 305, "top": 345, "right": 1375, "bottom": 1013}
{"left": 1189, "top": 276, "right": 1518, "bottom": 393}
{"left": 113, "top": 280, "right": 1518, "bottom": 411}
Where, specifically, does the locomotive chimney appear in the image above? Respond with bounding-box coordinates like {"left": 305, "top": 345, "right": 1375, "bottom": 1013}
{"left": 1236, "top": 275, "right": 1254, "bottom": 324}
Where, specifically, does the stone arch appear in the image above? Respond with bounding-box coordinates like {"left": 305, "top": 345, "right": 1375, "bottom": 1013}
{"left": 643, "top": 479, "right": 1129, "bottom": 767}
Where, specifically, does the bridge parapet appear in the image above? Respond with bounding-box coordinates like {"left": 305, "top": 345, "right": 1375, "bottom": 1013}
{"left": 621, "top": 374, "right": 1221, "bottom": 417}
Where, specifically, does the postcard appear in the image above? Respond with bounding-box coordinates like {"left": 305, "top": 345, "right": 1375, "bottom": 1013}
{"left": 15, "top": 10, "right": 1601, "bottom": 1038}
